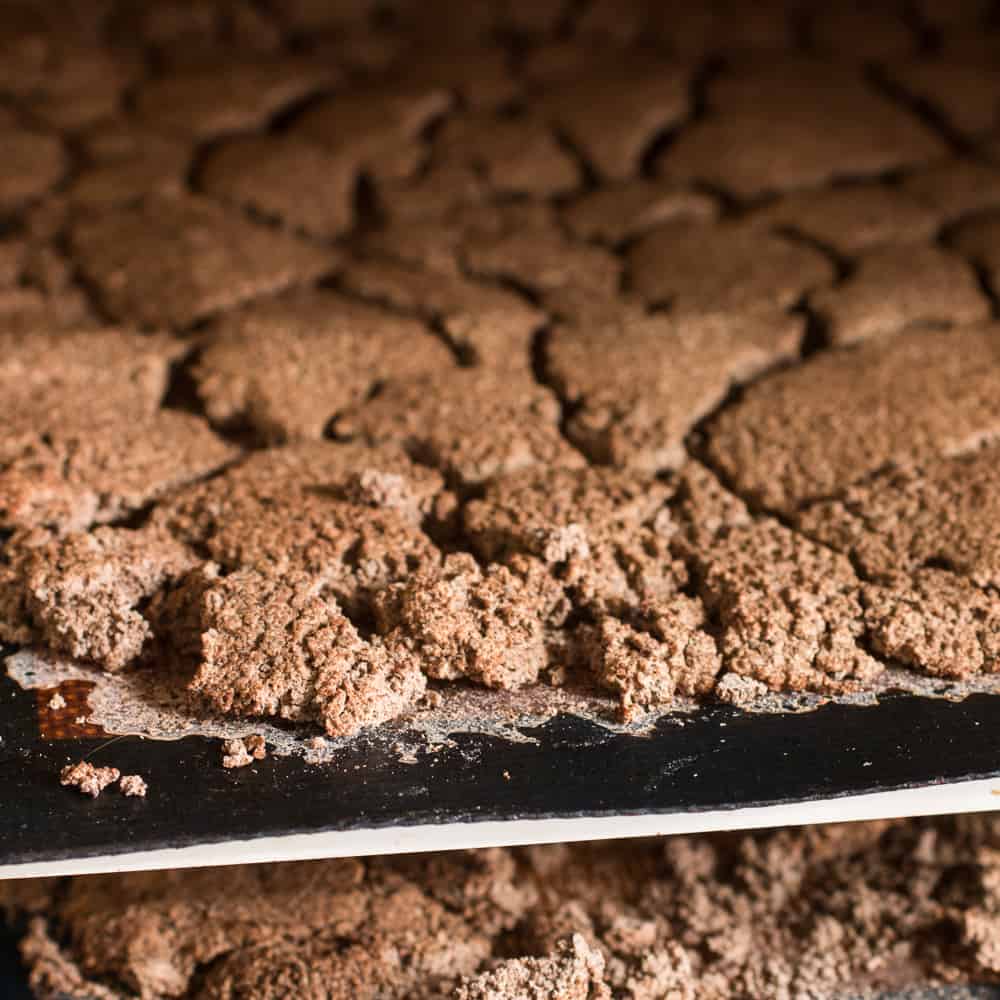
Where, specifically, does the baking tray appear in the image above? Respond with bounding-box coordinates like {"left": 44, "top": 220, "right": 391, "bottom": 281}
{"left": 3, "top": 655, "right": 1000, "bottom": 878}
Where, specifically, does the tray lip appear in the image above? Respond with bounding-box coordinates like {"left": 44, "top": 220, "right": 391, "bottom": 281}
{"left": 3, "top": 775, "right": 999, "bottom": 880}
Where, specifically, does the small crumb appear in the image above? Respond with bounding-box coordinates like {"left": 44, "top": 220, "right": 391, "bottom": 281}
{"left": 47, "top": 692, "right": 66, "bottom": 710}
{"left": 118, "top": 774, "right": 147, "bottom": 797}
{"left": 502, "top": 770, "right": 511, "bottom": 780}
{"left": 74, "top": 716, "right": 87, "bottom": 725}
{"left": 222, "top": 736, "right": 265, "bottom": 769}
{"left": 60, "top": 760, "right": 120, "bottom": 798}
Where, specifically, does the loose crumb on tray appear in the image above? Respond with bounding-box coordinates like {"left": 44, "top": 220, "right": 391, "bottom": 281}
{"left": 221, "top": 735, "right": 266, "bottom": 769}
{"left": 59, "top": 761, "right": 120, "bottom": 798}
{"left": 118, "top": 774, "right": 147, "bottom": 798}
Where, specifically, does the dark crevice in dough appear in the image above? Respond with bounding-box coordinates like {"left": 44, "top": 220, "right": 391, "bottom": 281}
{"left": 865, "top": 62, "right": 976, "bottom": 156}
{"left": 638, "top": 56, "right": 721, "bottom": 180}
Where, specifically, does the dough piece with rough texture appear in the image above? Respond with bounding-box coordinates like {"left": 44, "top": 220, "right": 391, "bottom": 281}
{"left": 464, "top": 465, "right": 683, "bottom": 614}
{"left": 547, "top": 309, "right": 803, "bottom": 470}
{"left": 13, "top": 526, "right": 196, "bottom": 670}
{"left": 463, "top": 224, "right": 621, "bottom": 306}
{"left": 0, "top": 411, "right": 239, "bottom": 533}
{"left": 587, "top": 598, "right": 720, "bottom": 720}
{"left": 750, "top": 183, "right": 939, "bottom": 255}
{"left": 682, "top": 519, "right": 881, "bottom": 693}
{"left": 292, "top": 83, "right": 452, "bottom": 182}
{"left": 165, "top": 487, "right": 437, "bottom": 618}
{"left": 199, "top": 134, "right": 357, "bottom": 239}
{"left": 540, "top": 59, "right": 690, "bottom": 180}
{"left": 862, "top": 569, "right": 1000, "bottom": 678}
{"left": 629, "top": 220, "right": 834, "bottom": 314}
{"left": 376, "top": 160, "right": 493, "bottom": 223}
{"left": 363, "top": 200, "right": 555, "bottom": 278}
{"left": 433, "top": 112, "right": 580, "bottom": 197}
{"left": 192, "top": 567, "right": 426, "bottom": 736}
{"left": 336, "top": 369, "right": 585, "bottom": 489}
{"left": 378, "top": 555, "right": 569, "bottom": 690}
{"left": 0, "top": 328, "right": 185, "bottom": 460}
{"left": 811, "top": 243, "right": 987, "bottom": 346}
{"left": 563, "top": 180, "right": 717, "bottom": 247}
{"left": 135, "top": 56, "right": 338, "bottom": 139}
{"left": 340, "top": 256, "right": 544, "bottom": 371}
{"left": 799, "top": 445, "right": 1000, "bottom": 586}
{"left": 157, "top": 439, "right": 447, "bottom": 538}
{"left": 658, "top": 60, "right": 943, "bottom": 198}
{"left": 457, "top": 934, "right": 611, "bottom": 1000}
{"left": 706, "top": 324, "right": 1000, "bottom": 512}
{"left": 70, "top": 196, "right": 335, "bottom": 328}
{"left": 195, "top": 292, "right": 453, "bottom": 440}
{"left": 0, "top": 125, "right": 66, "bottom": 208}
{"left": 70, "top": 122, "right": 191, "bottom": 208}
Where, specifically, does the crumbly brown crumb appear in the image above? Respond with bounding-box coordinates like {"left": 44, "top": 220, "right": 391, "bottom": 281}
{"left": 463, "top": 465, "right": 683, "bottom": 616}
{"left": 11, "top": 525, "right": 197, "bottom": 670}
{"left": 193, "top": 568, "right": 426, "bottom": 737}
{"left": 118, "top": 774, "right": 147, "bottom": 797}
{"left": 5, "top": 0, "right": 1000, "bottom": 747}
{"left": 377, "top": 554, "right": 569, "bottom": 690}
{"left": 60, "top": 760, "right": 121, "bottom": 798}
{"left": 679, "top": 518, "right": 881, "bottom": 693}
{"left": 457, "top": 933, "right": 611, "bottom": 999}
{"left": 586, "top": 597, "right": 721, "bottom": 721}
{"left": 862, "top": 568, "right": 1000, "bottom": 678}
{"left": 11, "top": 817, "right": 1000, "bottom": 998}
{"left": 221, "top": 737, "right": 264, "bottom": 770}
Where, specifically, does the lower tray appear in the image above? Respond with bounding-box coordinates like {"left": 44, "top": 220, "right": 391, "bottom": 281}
{"left": 3, "top": 669, "right": 1000, "bottom": 878}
